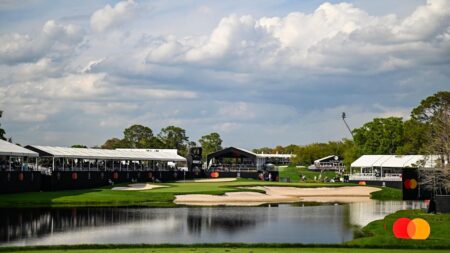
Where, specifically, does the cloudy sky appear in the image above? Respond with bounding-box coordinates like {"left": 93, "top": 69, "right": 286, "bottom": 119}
{"left": 0, "top": 0, "right": 449, "bottom": 149}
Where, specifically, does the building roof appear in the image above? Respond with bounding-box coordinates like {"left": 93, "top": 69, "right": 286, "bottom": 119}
{"left": 0, "top": 139, "right": 38, "bottom": 157}
{"left": 351, "top": 155, "right": 439, "bottom": 168}
{"left": 25, "top": 146, "right": 186, "bottom": 161}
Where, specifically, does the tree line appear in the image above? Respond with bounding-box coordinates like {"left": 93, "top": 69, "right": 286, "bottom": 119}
{"left": 99, "top": 125, "right": 223, "bottom": 158}
{"left": 1, "top": 91, "right": 448, "bottom": 168}
{"left": 253, "top": 91, "right": 450, "bottom": 168}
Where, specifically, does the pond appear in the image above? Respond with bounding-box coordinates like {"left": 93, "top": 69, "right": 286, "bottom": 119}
{"left": 0, "top": 200, "right": 426, "bottom": 246}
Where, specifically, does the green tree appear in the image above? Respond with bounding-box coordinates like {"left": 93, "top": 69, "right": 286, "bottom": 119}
{"left": 101, "top": 138, "right": 125, "bottom": 149}
{"left": 411, "top": 91, "right": 450, "bottom": 123}
{"left": 412, "top": 92, "right": 450, "bottom": 194}
{"left": 123, "top": 124, "right": 154, "bottom": 148}
{"left": 158, "top": 126, "right": 189, "bottom": 155}
{"left": 198, "top": 132, "right": 222, "bottom": 160}
{"left": 252, "top": 147, "right": 274, "bottom": 154}
{"left": 352, "top": 117, "right": 404, "bottom": 155}
{"left": 396, "top": 119, "right": 428, "bottom": 155}
{"left": 71, "top": 144, "right": 87, "bottom": 148}
{"left": 0, "top": 111, "right": 6, "bottom": 141}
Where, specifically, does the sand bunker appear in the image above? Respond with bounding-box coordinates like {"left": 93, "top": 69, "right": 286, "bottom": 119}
{"left": 174, "top": 186, "right": 380, "bottom": 206}
{"left": 112, "top": 183, "right": 167, "bottom": 191}
{"left": 177, "top": 178, "right": 237, "bottom": 183}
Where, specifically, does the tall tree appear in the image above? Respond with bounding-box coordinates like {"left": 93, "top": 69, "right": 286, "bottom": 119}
{"left": 0, "top": 111, "right": 6, "bottom": 140}
{"left": 101, "top": 138, "right": 125, "bottom": 149}
{"left": 352, "top": 117, "right": 404, "bottom": 155}
{"left": 198, "top": 132, "right": 222, "bottom": 160}
{"left": 396, "top": 119, "right": 428, "bottom": 155}
{"left": 158, "top": 126, "right": 189, "bottom": 155}
{"left": 414, "top": 92, "right": 450, "bottom": 195}
{"left": 123, "top": 124, "right": 154, "bottom": 148}
{"left": 411, "top": 91, "right": 450, "bottom": 123}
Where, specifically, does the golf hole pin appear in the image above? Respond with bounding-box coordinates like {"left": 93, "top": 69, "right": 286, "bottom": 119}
{"left": 392, "top": 218, "right": 430, "bottom": 240}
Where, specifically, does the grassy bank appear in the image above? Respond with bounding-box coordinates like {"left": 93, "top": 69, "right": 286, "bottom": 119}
{"left": 347, "top": 210, "right": 450, "bottom": 248}
{"left": 0, "top": 178, "right": 399, "bottom": 208}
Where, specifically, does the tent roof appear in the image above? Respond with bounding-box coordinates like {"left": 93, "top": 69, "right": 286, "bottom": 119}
{"left": 351, "top": 155, "right": 438, "bottom": 168}
{"left": 207, "top": 147, "right": 257, "bottom": 161}
{"left": 25, "top": 146, "right": 186, "bottom": 161}
{"left": 0, "top": 139, "right": 38, "bottom": 157}
{"left": 206, "top": 147, "right": 293, "bottom": 163}
{"left": 314, "top": 155, "right": 338, "bottom": 163}
{"left": 257, "top": 153, "right": 293, "bottom": 158}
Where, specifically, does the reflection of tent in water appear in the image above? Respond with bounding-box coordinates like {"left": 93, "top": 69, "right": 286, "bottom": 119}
{"left": 206, "top": 147, "right": 293, "bottom": 172}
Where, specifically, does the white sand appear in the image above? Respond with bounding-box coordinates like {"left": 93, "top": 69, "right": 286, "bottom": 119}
{"left": 174, "top": 186, "right": 380, "bottom": 206}
{"left": 112, "top": 183, "right": 167, "bottom": 191}
{"left": 188, "top": 178, "right": 237, "bottom": 183}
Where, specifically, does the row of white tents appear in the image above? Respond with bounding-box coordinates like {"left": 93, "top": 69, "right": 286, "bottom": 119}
{"left": 0, "top": 139, "right": 187, "bottom": 172}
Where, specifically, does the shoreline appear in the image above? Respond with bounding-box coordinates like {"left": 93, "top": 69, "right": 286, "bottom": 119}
{"left": 174, "top": 186, "right": 381, "bottom": 206}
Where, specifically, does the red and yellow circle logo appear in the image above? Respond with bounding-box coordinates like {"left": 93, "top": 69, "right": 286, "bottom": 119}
{"left": 393, "top": 218, "right": 430, "bottom": 240}
{"left": 404, "top": 179, "right": 417, "bottom": 189}
{"left": 210, "top": 172, "right": 219, "bottom": 178}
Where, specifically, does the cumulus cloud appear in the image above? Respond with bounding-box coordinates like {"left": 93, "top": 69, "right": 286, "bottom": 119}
{"left": 0, "top": 20, "right": 84, "bottom": 64}
{"left": 90, "top": 0, "right": 138, "bottom": 32}
{"left": 145, "top": 0, "right": 450, "bottom": 74}
{"left": 1, "top": 0, "right": 449, "bottom": 147}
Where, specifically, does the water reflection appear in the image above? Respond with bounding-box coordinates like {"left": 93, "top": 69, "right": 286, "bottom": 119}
{"left": 348, "top": 200, "right": 427, "bottom": 227}
{"left": 0, "top": 201, "right": 426, "bottom": 246}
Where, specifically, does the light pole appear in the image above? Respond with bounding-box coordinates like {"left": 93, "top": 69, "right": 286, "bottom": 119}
{"left": 342, "top": 112, "right": 354, "bottom": 138}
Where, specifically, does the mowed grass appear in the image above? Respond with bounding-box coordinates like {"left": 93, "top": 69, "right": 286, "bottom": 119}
{"left": 346, "top": 210, "right": 450, "bottom": 248}
{"left": 278, "top": 165, "right": 338, "bottom": 182}
{"left": 0, "top": 178, "right": 401, "bottom": 207}
{"left": 1, "top": 247, "right": 447, "bottom": 253}
{"left": 0, "top": 179, "right": 361, "bottom": 208}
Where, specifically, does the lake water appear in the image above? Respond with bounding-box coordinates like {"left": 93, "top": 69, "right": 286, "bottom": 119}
{"left": 0, "top": 200, "right": 426, "bottom": 246}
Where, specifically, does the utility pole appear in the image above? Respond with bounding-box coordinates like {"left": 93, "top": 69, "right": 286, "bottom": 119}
{"left": 342, "top": 112, "right": 354, "bottom": 138}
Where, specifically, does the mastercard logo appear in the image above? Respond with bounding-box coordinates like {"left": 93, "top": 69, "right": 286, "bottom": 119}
{"left": 392, "top": 218, "right": 430, "bottom": 240}
{"left": 404, "top": 178, "right": 417, "bottom": 190}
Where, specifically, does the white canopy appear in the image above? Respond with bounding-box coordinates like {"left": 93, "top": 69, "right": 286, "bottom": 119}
{"left": 0, "top": 139, "right": 38, "bottom": 157}
{"left": 351, "top": 155, "right": 438, "bottom": 168}
{"left": 314, "top": 155, "right": 338, "bottom": 163}
{"left": 26, "top": 146, "right": 186, "bottom": 162}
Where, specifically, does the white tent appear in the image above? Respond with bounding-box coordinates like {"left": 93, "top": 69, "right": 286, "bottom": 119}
{"left": 351, "top": 155, "right": 438, "bottom": 169}
{"left": 27, "top": 146, "right": 186, "bottom": 162}
{"left": 0, "top": 139, "right": 38, "bottom": 157}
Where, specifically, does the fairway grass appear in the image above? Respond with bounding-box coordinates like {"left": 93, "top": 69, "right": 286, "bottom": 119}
{"left": 0, "top": 179, "right": 399, "bottom": 207}
{"left": 278, "top": 165, "right": 339, "bottom": 182}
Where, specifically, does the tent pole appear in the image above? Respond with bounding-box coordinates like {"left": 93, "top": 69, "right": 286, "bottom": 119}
{"left": 52, "top": 157, "right": 55, "bottom": 172}
{"left": 9, "top": 156, "right": 11, "bottom": 171}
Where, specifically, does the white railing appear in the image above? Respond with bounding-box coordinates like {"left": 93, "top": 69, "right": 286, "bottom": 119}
{"left": 349, "top": 173, "right": 402, "bottom": 181}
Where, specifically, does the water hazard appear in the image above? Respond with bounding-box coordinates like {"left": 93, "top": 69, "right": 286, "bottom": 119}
{"left": 0, "top": 201, "right": 426, "bottom": 246}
